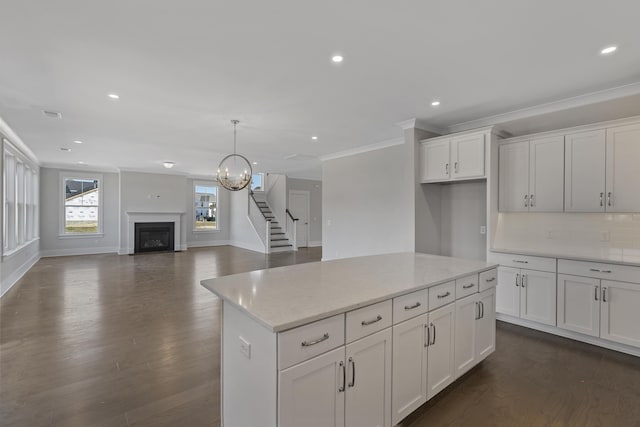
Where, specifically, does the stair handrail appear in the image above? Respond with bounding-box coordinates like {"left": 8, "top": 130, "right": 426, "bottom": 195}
{"left": 286, "top": 209, "right": 298, "bottom": 221}
{"left": 285, "top": 208, "right": 298, "bottom": 251}
{"left": 247, "top": 190, "right": 271, "bottom": 253}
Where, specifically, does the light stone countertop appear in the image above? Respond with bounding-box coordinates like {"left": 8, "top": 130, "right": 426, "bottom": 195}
{"left": 201, "top": 252, "right": 497, "bottom": 332}
{"left": 490, "top": 248, "right": 640, "bottom": 267}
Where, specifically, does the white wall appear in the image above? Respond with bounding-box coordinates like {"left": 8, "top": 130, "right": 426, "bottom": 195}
{"left": 440, "top": 181, "right": 487, "bottom": 260}
{"left": 322, "top": 143, "right": 414, "bottom": 260}
{"left": 229, "top": 187, "right": 266, "bottom": 253}
{"left": 265, "top": 173, "right": 287, "bottom": 227}
{"left": 287, "top": 178, "right": 322, "bottom": 245}
{"left": 39, "top": 167, "right": 120, "bottom": 257}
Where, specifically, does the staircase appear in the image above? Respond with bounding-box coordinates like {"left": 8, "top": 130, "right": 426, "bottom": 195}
{"left": 254, "top": 199, "right": 294, "bottom": 253}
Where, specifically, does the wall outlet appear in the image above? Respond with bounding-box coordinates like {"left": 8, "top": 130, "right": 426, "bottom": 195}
{"left": 480, "top": 226, "right": 486, "bottom": 235}
{"left": 239, "top": 336, "right": 251, "bottom": 359}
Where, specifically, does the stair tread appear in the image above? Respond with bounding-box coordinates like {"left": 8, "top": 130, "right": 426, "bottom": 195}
{"left": 271, "top": 244, "right": 293, "bottom": 248}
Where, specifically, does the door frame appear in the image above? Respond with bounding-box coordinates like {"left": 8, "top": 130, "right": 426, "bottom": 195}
{"left": 288, "top": 190, "right": 310, "bottom": 248}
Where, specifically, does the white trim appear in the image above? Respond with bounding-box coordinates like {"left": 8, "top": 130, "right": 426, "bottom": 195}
{"left": 187, "top": 240, "right": 231, "bottom": 248}
{"left": 193, "top": 180, "right": 220, "bottom": 232}
{"left": 396, "top": 118, "right": 447, "bottom": 135}
{"left": 229, "top": 239, "right": 267, "bottom": 254}
{"left": 1, "top": 251, "right": 40, "bottom": 298}
{"left": 57, "top": 233, "right": 104, "bottom": 239}
{"left": 41, "top": 246, "right": 119, "bottom": 258}
{"left": 41, "top": 162, "right": 118, "bottom": 173}
{"left": 448, "top": 82, "right": 640, "bottom": 133}
{"left": 125, "top": 212, "right": 184, "bottom": 255}
{"left": 308, "top": 240, "right": 322, "bottom": 247}
{"left": 60, "top": 172, "right": 104, "bottom": 236}
{"left": 0, "top": 118, "right": 39, "bottom": 165}
{"left": 289, "top": 190, "right": 310, "bottom": 248}
{"left": 320, "top": 137, "right": 404, "bottom": 162}
{"left": 497, "top": 314, "right": 640, "bottom": 358}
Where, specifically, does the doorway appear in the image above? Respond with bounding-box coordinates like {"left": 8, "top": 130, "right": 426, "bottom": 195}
{"left": 288, "top": 190, "right": 310, "bottom": 248}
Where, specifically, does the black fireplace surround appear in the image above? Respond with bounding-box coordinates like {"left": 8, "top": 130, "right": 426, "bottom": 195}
{"left": 134, "top": 222, "right": 175, "bottom": 253}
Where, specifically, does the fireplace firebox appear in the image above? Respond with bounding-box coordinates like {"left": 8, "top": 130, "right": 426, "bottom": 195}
{"left": 134, "top": 222, "right": 175, "bottom": 253}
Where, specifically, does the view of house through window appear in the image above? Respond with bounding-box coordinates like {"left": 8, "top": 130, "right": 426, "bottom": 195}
{"left": 64, "top": 178, "right": 100, "bottom": 233}
{"left": 251, "top": 173, "right": 264, "bottom": 191}
{"left": 195, "top": 184, "right": 217, "bottom": 230}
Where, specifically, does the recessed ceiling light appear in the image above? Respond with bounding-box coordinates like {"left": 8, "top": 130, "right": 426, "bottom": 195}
{"left": 60, "top": 147, "right": 71, "bottom": 152}
{"left": 77, "top": 161, "right": 85, "bottom": 164}
{"left": 73, "top": 140, "right": 83, "bottom": 144}
{"left": 600, "top": 45, "right": 617, "bottom": 55}
{"left": 252, "top": 161, "right": 258, "bottom": 165}
{"left": 108, "top": 93, "right": 120, "bottom": 99}
{"left": 311, "top": 136, "right": 318, "bottom": 140}
{"left": 431, "top": 100, "right": 441, "bottom": 107}
{"left": 331, "top": 55, "right": 343, "bottom": 63}
{"left": 163, "top": 161, "right": 175, "bottom": 169}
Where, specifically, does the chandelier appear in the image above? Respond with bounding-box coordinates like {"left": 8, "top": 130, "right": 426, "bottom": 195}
{"left": 217, "top": 120, "right": 252, "bottom": 191}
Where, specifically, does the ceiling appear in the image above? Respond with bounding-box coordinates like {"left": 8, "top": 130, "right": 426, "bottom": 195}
{"left": 1, "top": 0, "right": 639, "bottom": 179}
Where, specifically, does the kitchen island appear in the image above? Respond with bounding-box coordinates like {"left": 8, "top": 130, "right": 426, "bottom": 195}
{"left": 201, "top": 252, "right": 498, "bottom": 427}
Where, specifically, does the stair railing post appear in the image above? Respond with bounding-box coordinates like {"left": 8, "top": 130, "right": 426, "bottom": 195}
{"left": 265, "top": 219, "right": 271, "bottom": 254}
{"left": 292, "top": 219, "right": 298, "bottom": 251}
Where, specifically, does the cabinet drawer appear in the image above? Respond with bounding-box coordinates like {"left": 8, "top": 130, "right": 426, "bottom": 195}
{"left": 278, "top": 313, "right": 345, "bottom": 370}
{"left": 393, "top": 289, "right": 429, "bottom": 324}
{"left": 456, "top": 274, "right": 478, "bottom": 299}
{"left": 346, "top": 300, "right": 392, "bottom": 343}
{"left": 558, "top": 259, "right": 640, "bottom": 283}
{"left": 489, "top": 252, "right": 556, "bottom": 273}
{"left": 479, "top": 268, "right": 498, "bottom": 292}
{"left": 429, "top": 281, "right": 456, "bottom": 311}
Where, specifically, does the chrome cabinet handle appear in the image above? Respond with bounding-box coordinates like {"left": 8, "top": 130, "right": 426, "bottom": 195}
{"left": 404, "top": 301, "right": 421, "bottom": 310}
{"left": 445, "top": 163, "right": 449, "bottom": 175}
{"left": 361, "top": 315, "right": 382, "bottom": 326}
{"left": 513, "top": 260, "right": 529, "bottom": 264}
{"left": 475, "top": 302, "right": 480, "bottom": 320}
{"left": 594, "top": 286, "right": 599, "bottom": 301}
{"left": 463, "top": 283, "right": 475, "bottom": 289}
{"left": 301, "top": 333, "right": 329, "bottom": 347}
{"left": 530, "top": 194, "right": 535, "bottom": 207}
{"left": 485, "top": 277, "right": 496, "bottom": 282}
{"left": 602, "top": 287, "right": 607, "bottom": 303}
{"left": 347, "top": 357, "right": 355, "bottom": 388}
{"left": 524, "top": 194, "right": 529, "bottom": 207}
{"left": 607, "top": 192, "right": 612, "bottom": 207}
{"left": 424, "top": 323, "right": 430, "bottom": 347}
{"left": 600, "top": 192, "right": 604, "bottom": 207}
{"left": 521, "top": 274, "right": 526, "bottom": 288}
{"left": 589, "top": 268, "right": 612, "bottom": 273}
{"left": 479, "top": 301, "right": 484, "bottom": 319}
{"left": 437, "top": 291, "right": 451, "bottom": 299}
{"left": 454, "top": 162, "right": 458, "bottom": 173}
{"left": 338, "top": 361, "right": 345, "bottom": 392}
{"left": 431, "top": 323, "right": 436, "bottom": 346}
{"left": 515, "top": 273, "right": 520, "bottom": 287}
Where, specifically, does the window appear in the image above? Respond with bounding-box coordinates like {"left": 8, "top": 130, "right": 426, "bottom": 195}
{"left": 62, "top": 175, "right": 102, "bottom": 235}
{"left": 251, "top": 173, "right": 264, "bottom": 192}
{"left": 194, "top": 182, "right": 218, "bottom": 231}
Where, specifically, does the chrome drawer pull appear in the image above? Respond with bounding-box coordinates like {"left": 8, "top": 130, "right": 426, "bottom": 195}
{"left": 348, "top": 357, "right": 356, "bottom": 388}
{"left": 463, "top": 283, "right": 475, "bottom": 289}
{"left": 594, "top": 286, "right": 599, "bottom": 301}
{"left": 589, "top": 268, "right": 612, "bottom": 273}
{"left": 485, "top": 277, "right": 496, "bottom": 282}
{"left": 513, "top": 260, "right": 529, "bottom": 264}
{"left": 301, "top": 333, "right": 329, "bottom": 347}
{"left": 404, "top": 302, "right": 422, "bottom": 310}
{"left": 361, "top": 315, "right": 382, "bottom": 326}
{"left": 338, "top": 361, "right": 345, "bottom": 392}
{"left": 437, "top": 291, "right": 451, "bottom": 299}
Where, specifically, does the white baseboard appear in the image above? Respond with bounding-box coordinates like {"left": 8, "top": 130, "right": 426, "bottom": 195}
{"left": 229, "top": 240, "right": 267, "bottom": 254}
{"left": 1, "top": 253, "right": 40, "bottom": 298}
{"left": 187, "top": 240, "right": 231, "bottom": 248}
{"left": 497, "top": 313, "right": 640, "bottom": 357}
{"left": 41, "top": 247, "right": 119, "bottom": 258}
{"left": 308, "top": 241, "right": 322, "bottom": 247}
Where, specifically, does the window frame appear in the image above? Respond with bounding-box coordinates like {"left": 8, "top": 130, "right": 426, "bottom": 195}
{"left": 251, "top": 173, "right": 265, "bottom": 192}
{"left": 59, "top": 172, "right": 104, "bottom": 237}
{"left": 193, "top": 180, "right": 219, "bottom": 233}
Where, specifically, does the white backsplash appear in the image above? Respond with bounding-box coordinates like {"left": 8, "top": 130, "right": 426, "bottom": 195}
{"left": 493, "top": 213, "right": 640, "bottom": 262}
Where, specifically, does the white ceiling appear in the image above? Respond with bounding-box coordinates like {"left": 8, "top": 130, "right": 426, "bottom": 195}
{"left": 1, "top": 0, "right": 639, "bottom": 179}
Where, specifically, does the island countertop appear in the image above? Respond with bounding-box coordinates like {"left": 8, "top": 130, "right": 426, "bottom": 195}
{"left": 201, "top": 252, "right": 497, "bottom": 332}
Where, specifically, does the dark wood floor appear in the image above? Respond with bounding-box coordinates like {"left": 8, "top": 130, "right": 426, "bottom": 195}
{"left": 1, "top": 246, "right": 639, "bottom": 427}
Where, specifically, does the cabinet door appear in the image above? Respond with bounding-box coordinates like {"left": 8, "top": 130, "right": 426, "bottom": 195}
{"left": 476, "top": 287, "right": 496, "bottom": 361}
{"left": 557, "top": 274, "right": 600, "bottom": 337}
{"left": 345, "top": 329, "right": 392, "bottom": 427}
{"left": 454, "top": 294, "right": 477, "bottom": 378}
{"left": 427, "top": 303, "right": 455, "bottom": 399}
{"left": 451, "top": 133, "right": 485, "bottom": 180}
{"left": 422, "top": 140, "right": 451, "bottom": 182}
{"left": 600, "top": 280, "right": 640, "bottom": 347}
{"left": 499, "top": 141, "right": 530, "bottom": 212}
{"left": 520, "top": 269, "right": 557, "bottom": 326}
{"left": 529, "top": 136, "right": 564, "bottom": 212}
{"left": 279, "top": 347, "right": 345, "bottom": 427}
{"left": 392, "top": 314, "right": 427, "bottom": 426}
{"left": 606, "top": 124, "right": 640, "bottom": 212}
{"left": 496, "top": 266, "right": 521, "bottom": 317}
{"left": 564, "top": 130, "right": 606, "bottom": 212}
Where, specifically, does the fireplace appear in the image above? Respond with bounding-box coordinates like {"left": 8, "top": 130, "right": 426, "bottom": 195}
{"left": 134, "top": 222, "right": 175, "bottom": 253}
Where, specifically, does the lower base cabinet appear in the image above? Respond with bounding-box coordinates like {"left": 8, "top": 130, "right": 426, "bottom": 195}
{"left": 496, "top": 266, "right": 556, "bottom": 326}
{"left": 279, "top": 328, "right": 392, "bottom": 427}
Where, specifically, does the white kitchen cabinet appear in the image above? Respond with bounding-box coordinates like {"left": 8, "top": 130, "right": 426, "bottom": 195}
{"left": 345, "top": 329, "right": 392, "bottom": 427}
{"left": 564, "top": 130, "right": 606, "bottom": 212}
{"left": 606, "top": 123, "right": 640, "bottom": 212}
{"left": 391, "top": 314, "right": 428, "bottom": 426}
{"left": 426, "top": 303, "right": 455, "bottom": 399}
{"left": 496, "top": 266, "right": 556, "bottom": 326}
{"left": 557, "top": 274, "right": 600, "bottom": 337}
{"left": 600, "top": 280, "right": 640, "bottom": 347}
{"left": 422, "top": 140, "right": 451, "bottom": 182}
{"left": 476, "top": 287, "right": 496, "bottom": 360}
{"left": 499, "top": 137, "right": 564, "bottom": 212}
{"left": 279, "top": 347, "right": 345, "bottom": 427}
{"left": 451, "top": 133, "right": 485, "bottom": 179}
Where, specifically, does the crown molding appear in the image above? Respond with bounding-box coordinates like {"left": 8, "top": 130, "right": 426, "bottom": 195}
{"left": 319, "top": 137, "right": 404, "bottom": 162}
{"left": 0, "top": 116, "right": 39, "bottom": 165}
{"left": 40, "top": 162, "right": 119, "bottom": 173}
{"left": 396, "top": 118, "right": 446, "bottom": 135}
{"left": 447, "top": 81, "right": 640, "bottom": 133}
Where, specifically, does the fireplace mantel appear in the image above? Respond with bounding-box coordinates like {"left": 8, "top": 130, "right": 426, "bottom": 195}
{"left": 124, "top": 212, "right": 185, "bottom": 254}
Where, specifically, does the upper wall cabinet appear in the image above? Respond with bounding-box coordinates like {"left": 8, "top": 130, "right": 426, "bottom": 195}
{"left": 499, "top": 136, "right": 564, "bottom": 212}
{"left": 420, "top": 132, "right": 485, "bottom": 183}
{"left": 565, "top": 124, "right": 640, "bottom": 212}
